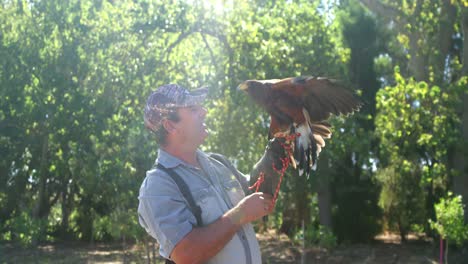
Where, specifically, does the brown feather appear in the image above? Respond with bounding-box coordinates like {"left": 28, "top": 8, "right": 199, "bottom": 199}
{"left": 311, "top": 123, "right": 332, "bottom": 138}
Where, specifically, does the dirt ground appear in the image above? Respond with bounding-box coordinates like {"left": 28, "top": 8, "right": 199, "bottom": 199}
{"left": 1, "top": 231, "right": 467, "bottom": 263}
{"left": 258, "top": 230, "right": 468, "bottom": 264}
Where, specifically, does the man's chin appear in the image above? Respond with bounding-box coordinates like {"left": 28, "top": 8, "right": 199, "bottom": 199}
{"left": 195, "top": 130, "right": 208, "bottom": 145}
{"left": 202, "top": 127, "right": 209, "bottom": 136}
{"left": 201, "top": 131, "right": 209, "bottom": 141}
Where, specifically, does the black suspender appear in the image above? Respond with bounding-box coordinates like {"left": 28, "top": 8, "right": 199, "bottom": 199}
{"left": 156, "top": 163, "right": 203, "bottom": 227}
{"left": 208, "top": 153, "right": 250, "bottom": 194}
{"left": 155, "top": 154, "right": 245, "bottom": 228}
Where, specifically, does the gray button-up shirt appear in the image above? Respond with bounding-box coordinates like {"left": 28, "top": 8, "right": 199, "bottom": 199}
{"left": 138, "top": 149, "right": 261, "bottom": 264}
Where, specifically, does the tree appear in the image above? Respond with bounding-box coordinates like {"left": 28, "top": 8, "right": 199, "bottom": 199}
{"left": 375, "top": 68, "right": 463, "bottom": 239}
{"left": 325, "top": 0, "right": 383, "bottom": 242}
{"left": 360, "top": 0, "right": 468, "bottom": 225}
{"left": 430, "top": 192, "right": 468, "bottom": 263}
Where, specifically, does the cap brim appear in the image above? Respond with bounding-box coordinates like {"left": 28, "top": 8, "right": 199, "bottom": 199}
{"left": 183, "top": 86, "right": 208, "bottom": 106}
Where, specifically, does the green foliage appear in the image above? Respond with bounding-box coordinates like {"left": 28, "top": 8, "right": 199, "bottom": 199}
{"left": 94, "top": 207, "right": 145, "bottom": 242}
{"left": 376, "top": 70, "right": 461, "bottom": 169}
{"left": 327, "top": 116, "right": 382, "bottom": 242}
{"left": 5, "top": 210, "right": 46, "bottom": 247}
{"left": 374, "top": 68, "right": 463, "bottom": 239}
{"left": 429, "top": 192, "right": 468, "bottom": 246}
{"left": 365, "top": 0, "right": 465, "bottom": 83}
{"left": 376, "top": 163, "right": 426, "bottom": 238}
{"left": 294, "top": 224, "right": 337, "bottom": 249}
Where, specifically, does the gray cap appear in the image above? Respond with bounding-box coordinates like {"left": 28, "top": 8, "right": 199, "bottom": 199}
{"left": 144, "top": 84, "right": 207, "bottom": 133}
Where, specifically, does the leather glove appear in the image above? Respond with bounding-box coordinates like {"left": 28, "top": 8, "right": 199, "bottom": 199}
{"left": 250, "top": 136, "right": 293, "bottom": 196}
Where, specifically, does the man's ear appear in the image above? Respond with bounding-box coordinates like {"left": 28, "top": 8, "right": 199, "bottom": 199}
{"left": 162, "top": 119, "right": 177, "bottom": 134}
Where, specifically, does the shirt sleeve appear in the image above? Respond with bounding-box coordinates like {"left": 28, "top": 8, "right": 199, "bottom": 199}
{"left": 138, "top": 170, "right": 196, "bottom": 258}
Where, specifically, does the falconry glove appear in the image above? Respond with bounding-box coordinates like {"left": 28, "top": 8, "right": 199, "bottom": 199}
{"left": 250, "top": 136, "right": 294, "bottom": 196}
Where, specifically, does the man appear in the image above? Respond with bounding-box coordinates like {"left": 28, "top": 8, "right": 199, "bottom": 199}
{"left": 138, "top": 84, "right": 276, "bottom": 264}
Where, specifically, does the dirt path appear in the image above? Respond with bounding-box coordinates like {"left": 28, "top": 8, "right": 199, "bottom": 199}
{"left": 1, "top": 231, "right": 467, "bottom": 263}
{"left": 258, "top": 230, "right": 468, "bottom": 264}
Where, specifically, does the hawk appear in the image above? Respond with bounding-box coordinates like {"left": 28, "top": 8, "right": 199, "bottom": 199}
{"left": 239, "top": 76, "right": 361, "bottom": 179}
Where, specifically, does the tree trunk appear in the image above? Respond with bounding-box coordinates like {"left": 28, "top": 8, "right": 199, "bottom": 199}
{"left": 145, "top": 236, "right": 151, "bottom": 264}
{"left": 32, "top": 132, "right": 49, "bottom": 217}
{"left": 453, "top": 92, "right": 468, "bottom": 223}
{"left": 152, "top": 239, "right": 157, "bottom": 263}
{"left": 434, "top": 0, "right": 456, "bottom": 82}
{"left": 408, "top": 31, "right": 428, "bottom": 81}
{"left": 439, "top": 237, "right": 444, "bottom": 264}
{"left": 122, "top": 234, "right": 127, "bottom": 264}
{"left": 32, "top": 132, "right": 49, "bottom": 245}
{"left": 463, "top": 7, "right": 468, "bottom": 75}
{"left": 445, "top": 239, "right": 449, "bottom": 264}
{"left": 317, "top": 185, "right": 332, "bottom": 228}
{"left": 453, "top": 7, "right": 468, "bottom": 223}
{"left": 317, "top": 155, "right": 332, "bottom": 228}
{"left": 296, "top": 172, "right": 311, "bottom": 227}
{"left": 61, "top": 188, "right": 70, "bottom": 238}
{"left": 398, "top": 218, "right": 407, "bottom": 243}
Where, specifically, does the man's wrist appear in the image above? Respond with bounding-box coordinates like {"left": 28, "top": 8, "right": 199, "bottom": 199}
{"left": 225, "top": 205, "right": 245, "bottom": 227}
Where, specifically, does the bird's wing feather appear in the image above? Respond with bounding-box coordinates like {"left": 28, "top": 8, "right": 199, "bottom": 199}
{"left": 274, "top": 102, "right": 306, "bottom": 124}
{"left": 270, "top": 77, "right": 305, "bottom": 97}
{"left": 301, "top": 77, "right": 361, "bottom": 121}
{"left": 269, "top": 76, "right": 361, "bottom": 122}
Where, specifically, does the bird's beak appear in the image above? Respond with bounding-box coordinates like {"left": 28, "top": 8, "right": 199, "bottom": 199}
{"left": 237, "top": 83, "right": 248, "bottom": 91}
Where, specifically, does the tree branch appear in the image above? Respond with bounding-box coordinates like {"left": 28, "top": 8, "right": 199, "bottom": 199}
{"left": 197, "top": 26, "right": 234, "bottom": 92}
{"left": 164, "top": 21, "right": 234, "bottom": 86}
{"left": 359, "top": 0, "right": 409, "bottom": 25}
{"left": 200, "top": 33, "right": 217, "bottom": 69}
{"left": 165, "top": 29, "right": 196, "bottom": 60}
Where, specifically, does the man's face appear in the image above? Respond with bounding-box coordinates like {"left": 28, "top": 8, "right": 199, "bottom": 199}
{"left": 172, "top": 105, "right": 208, "bottom": 147}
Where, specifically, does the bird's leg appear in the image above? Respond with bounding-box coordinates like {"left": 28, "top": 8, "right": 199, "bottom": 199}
{"left": 273, "top": 131, "right": 300, "bottom": 170}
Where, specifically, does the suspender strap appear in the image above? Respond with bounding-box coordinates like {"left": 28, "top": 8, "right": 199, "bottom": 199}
{"left": 209, "top": 153, "right": 250, "bottom": 194}
{"left": 165, "top": 259, "right": 176, "bottom": 264}
{"left": 156, "top": 163, "right": 203, "bottom": 227}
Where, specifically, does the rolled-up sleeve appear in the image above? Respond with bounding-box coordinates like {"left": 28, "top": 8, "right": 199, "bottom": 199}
{"left": 138, "top": 171, "right": 196, "bottom": 258}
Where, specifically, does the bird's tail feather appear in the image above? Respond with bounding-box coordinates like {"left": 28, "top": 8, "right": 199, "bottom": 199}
{"left": 292, "top": 110, "right": 330, "bottom": 177}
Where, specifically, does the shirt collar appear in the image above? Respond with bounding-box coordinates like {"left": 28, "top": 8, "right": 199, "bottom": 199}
{"left": 156, "top": 148, "right": 208, "bottom": 169}
{"left": 196, "top": 150, "right": 212, "bottom": 169}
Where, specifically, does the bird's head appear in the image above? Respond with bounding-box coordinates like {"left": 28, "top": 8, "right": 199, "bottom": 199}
{"left": 237, "top": 80, "right": 262, "bottom": 92}
{"left": 238, "top": 80, "right": 273, "bottom": 104}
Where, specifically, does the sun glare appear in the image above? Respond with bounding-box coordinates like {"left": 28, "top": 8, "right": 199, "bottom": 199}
{"left": 186, "top": 0, "right": 229, "bottom": 14}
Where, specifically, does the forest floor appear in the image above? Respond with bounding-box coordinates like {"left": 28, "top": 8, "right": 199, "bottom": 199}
{"left": 1, "top": 230, "right": 467, "bottom": 263}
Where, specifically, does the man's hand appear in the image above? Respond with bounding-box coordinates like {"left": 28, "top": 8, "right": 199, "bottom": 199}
{"left": 170, "top": 192, "right": 274, "bottom": 263}
{"left": 227, "top": 192, "right": 274, "bottom": 226}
